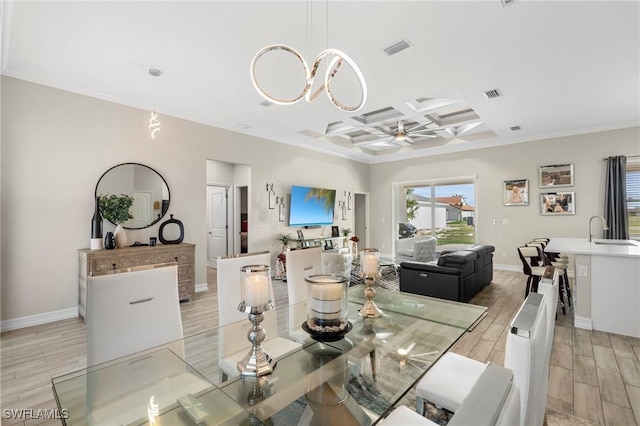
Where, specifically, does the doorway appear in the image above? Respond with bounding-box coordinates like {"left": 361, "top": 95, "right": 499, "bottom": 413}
{"left": 353, "top": 192, "right": 369, "bottom": 248}
{"left": 207, "top": 185, "right": 228, "bottom": 265}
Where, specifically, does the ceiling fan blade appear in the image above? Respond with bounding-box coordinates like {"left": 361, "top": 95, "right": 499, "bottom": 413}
{"left": 393, "top": 136, "right": 412, "bottom": 146}
{"left": 408, "top": 132, "right": 439, "bottom": 138}
{"left": 404, "top": 122, "right": 439, "bottom": 132}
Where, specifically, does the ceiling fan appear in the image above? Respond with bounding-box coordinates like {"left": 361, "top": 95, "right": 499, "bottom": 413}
{"left": 364, "top": 120, "right": 446, "bottom": 146}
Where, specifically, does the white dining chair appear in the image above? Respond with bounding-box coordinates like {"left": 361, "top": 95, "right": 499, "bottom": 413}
{"left": 415, "top": 292, "right": 549, "bottom": 426}
{"left": 86, "top": 263, "right": 184, "bottom": 366}
{"left": 216, "top": 251, "right": 301, "bottom": 380}
{"left": 285, "top": 247, "right": 323, "bottom": 343}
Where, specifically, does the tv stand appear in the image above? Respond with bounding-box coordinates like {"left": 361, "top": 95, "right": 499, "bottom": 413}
{"left": 296, "top": 236, "right": 347, "bottom": 251}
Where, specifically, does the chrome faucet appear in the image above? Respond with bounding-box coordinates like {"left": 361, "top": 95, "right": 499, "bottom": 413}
{"left": 588, "top": 216, "right": 609, "bottom": 242}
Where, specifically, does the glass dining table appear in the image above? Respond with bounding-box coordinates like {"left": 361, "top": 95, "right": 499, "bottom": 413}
{"left": 52, "top": 285, "right": 486, "bottom": 425}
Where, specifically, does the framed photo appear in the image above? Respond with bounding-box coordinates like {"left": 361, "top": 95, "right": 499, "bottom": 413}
{"left": 504, "top": 179, "right": 529, "bottom": 206}
{"left": 297, "top": 230, "right": 305, "bottom": 240}
{"left": 539, "top": 164, "right": 574, "bottom": 188}
{"left": 331, "top": 226, "right": 340, "bottom": 237}
{"left": 540, "top": 192, "right": 575, "bottom": 215}
{"left": 324, "top": 239, "right": 334, "bottom": 250}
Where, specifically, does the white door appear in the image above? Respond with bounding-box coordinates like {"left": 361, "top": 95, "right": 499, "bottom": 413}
{"left": 207, "top": 186, "right": 228, "bottom": 263}
{"left": 131, "top": 191, "right": 151, "bottom": 228}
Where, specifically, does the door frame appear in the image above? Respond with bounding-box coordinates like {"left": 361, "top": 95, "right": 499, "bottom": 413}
{"left": 353, "top": 191, "right": 370, "bottom": 249}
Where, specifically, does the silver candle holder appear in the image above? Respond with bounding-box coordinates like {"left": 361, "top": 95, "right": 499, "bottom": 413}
{"left": 359, "top": 248, "right": 383, "bottom": 318}
{"left": 237, "top": 265, "right": 276, "bottom": 376}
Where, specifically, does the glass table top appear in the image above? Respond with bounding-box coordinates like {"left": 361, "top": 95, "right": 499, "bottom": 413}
{"left": 52, "top": 286, "right": 487, "bottom": 425}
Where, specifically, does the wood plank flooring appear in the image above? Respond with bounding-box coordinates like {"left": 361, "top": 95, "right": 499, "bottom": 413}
{"left": 1, "top": 269, "right": 638, "bottom": 425}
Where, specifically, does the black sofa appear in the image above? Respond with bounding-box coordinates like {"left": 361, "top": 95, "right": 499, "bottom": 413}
{"left": 462, "top": 245, "right": 495, "bottom": 294}
{"left": 399, "top": 245, "right": 495, "bottom": 302}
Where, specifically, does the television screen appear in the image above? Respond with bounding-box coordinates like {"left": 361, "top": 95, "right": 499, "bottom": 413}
{"left": 288, "top": 185, "right": 336, "bottom": 227}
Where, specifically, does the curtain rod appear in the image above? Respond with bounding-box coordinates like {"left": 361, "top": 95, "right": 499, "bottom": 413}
{"left": 602, "top": 155, "right": 640, "bottom": 160}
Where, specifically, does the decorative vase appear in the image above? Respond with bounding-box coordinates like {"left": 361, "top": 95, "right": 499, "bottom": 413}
{"left": 104, "top": 232, "right": 116, "bottom": 250}
{"left": 114, "top": 224, "right": 127, "bottom": 248}
{"left": 90, "top": 196, "right": 103, "bottom": 249}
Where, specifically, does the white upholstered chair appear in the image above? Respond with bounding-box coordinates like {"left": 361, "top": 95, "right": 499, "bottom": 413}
{"left": 384, "top": 366, "right": 521, "bottom": 426}
{"left": 86, "top": 264, "right": 184, "bottom": 366}
{"left": 395, "top": 236, "right": 437, "bottom": 265}
{"left": 416, "top": 292, "right": 550, "bottom": 426}
{"left": 285, "top": 247, "right": 323, "bottom": 343}
{"left": 216, "top": 251, "right": 301, "bottom": 380}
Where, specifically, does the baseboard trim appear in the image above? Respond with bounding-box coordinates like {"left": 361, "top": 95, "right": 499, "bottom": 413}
{"left": 1, "top": 307, "right": 79, "bottom": 332}
{"left": 574, "top": 316, "right": 593, "bottom": 330}
{"left": 195, "top": 282, "right": 208, "bottom": 293}
{"left": 494, "top": 263, "right": 521, "bottom": 272}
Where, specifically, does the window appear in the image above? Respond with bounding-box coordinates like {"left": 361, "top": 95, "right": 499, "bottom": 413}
{"left": 627, "top": 157, "right": 640, "bottom": 239}
{"left": 396, "top": 179, "right": 476, "bottom": 245}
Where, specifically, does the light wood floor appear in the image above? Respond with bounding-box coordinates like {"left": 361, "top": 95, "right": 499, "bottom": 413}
{"left": 1, "top": 269, "right": 639, "bottom": 425}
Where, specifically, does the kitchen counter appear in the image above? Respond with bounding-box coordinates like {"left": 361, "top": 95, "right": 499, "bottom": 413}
{"left": 546, "top": 237, "right": 640, "bottom": 337}
{"left": 545, "top": 237, "right": 640, "bottom": 258}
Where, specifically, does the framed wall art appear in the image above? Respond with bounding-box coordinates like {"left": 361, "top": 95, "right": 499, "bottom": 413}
{"left": 540, "top": 192, "right": 575, "bottom": 215}
{"left": 538, "top": 163, "right": 574, "bottom": 188}
{"left": 504, "top": 179, "right": 529, "bottom": 206}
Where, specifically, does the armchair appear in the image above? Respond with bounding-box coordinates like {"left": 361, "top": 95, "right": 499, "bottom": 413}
{"left": 394, "top": 236, "right": 437, "bottom": 265}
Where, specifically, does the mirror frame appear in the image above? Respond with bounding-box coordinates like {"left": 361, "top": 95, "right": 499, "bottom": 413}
{"left": 95, "top": 162, "right": 170, "bottom": 230}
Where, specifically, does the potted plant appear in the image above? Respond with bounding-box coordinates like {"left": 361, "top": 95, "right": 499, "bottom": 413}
{"left": 99, "top": 194, "right": 134, "bottom": 248}
{"left": 275, "top": 233, "right": 293, "bottom": 250}
{"left": 341, "top": 228, "right": 352, "bottom": 248}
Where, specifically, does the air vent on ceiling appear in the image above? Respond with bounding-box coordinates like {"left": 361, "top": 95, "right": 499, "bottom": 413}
{"left": 501, "top": 0, "right": 517, "bottom": 7}
{"left": 260, "top": 100, "right": 273, "bottom": 107}
{"left": 510, "top": 125, "right": 521, "bottom": 131}
{"left": 384, "top": 39, "right": 414, "bottom": 56}
{"left": 483, "top": 88, "right": 503, "bottom": 99}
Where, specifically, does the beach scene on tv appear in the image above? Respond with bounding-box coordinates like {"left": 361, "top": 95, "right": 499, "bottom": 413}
{"left": 288, "top": 185, "right": 336, "bottom": 227}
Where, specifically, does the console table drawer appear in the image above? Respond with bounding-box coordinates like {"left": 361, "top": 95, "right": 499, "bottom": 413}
{"left": 78, "top": 243, "right": 196, "bottom": 320}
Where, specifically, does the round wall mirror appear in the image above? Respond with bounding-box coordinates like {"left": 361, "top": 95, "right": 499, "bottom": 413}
{"left": 95, "top": 163, "right": 170, "bottom": 229}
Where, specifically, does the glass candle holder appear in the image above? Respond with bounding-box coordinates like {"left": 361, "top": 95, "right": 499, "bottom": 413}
{"left": 304, "top": 274, "right": 351, "bottom": 341}
{"left": 358, "top": 248, "right": 383, "bottom": 318}
{"left": 237, "top": 265, "right": 275, "bottom": 376}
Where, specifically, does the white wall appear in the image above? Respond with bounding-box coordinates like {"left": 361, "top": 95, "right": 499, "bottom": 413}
{"left": 2, "top": 75, "right": 638, "bottom": 325}
{"left": 369, "top": 127, "right": 640, "bottom": 267}
{"left": 0, "top": 76, "right": 368, "bottom": 322}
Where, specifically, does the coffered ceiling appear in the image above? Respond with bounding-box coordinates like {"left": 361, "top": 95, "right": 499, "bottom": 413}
{"left": 1, "top": 1, "right": 638, "bottom": 164}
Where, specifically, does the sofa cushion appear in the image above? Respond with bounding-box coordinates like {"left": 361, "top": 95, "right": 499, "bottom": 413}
{"left": 437, "top": 251, "right": 477, "bottom": 277}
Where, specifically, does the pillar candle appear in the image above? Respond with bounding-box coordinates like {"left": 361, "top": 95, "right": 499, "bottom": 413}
{"left": 362, "top": 254, "right": 379, "bottom": 274}
{"left": 244, "top": 274, "right": 269, "bottom": 306}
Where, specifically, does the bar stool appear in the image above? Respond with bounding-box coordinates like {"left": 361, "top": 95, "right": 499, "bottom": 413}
{"left": 518, "top": 246, "right": 547, "bottom": 296}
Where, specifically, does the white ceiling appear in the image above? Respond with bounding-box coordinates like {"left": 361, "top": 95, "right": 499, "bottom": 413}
{"left": 2, "top": 1, "right": 639, "bottom": 164}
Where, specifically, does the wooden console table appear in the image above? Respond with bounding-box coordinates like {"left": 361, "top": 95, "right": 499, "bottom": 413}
{"left": 77, "top": 243, "right": 195, "bottom": 320}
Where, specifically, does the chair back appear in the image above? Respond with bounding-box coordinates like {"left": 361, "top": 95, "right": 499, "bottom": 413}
{"left": 504, "top": 292, "right": 549, "bottom": 426}
{"left": 517, "top": 246, "right": 542, "bottom": 274}
{"left": 216, "top": 251, "right": 272, "bottom": 326}
{"left": 86, "top": 264, "right": 183, "bottom": 366}
{"left": 285, "top": 247, "right": 322, "bottom": 305}
{"left": 536, "top": 268, "right": 559, "bottom": 367}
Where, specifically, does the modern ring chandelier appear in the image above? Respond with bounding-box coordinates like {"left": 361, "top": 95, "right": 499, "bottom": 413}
{"left": 250, "top": 44, "right": 367, "bottom": 112}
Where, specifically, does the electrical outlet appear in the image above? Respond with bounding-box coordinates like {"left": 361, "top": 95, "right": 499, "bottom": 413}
{"left": 578, "top": 265, "right": 588, "bottom": 277}
{"left": 502, "top": 219, "right": 509, "bottom": 225}
{"left": 492, "top": 219, "right": 497, "bottom": 225}
{"left": 501, "top": 252, "right": 507, "bottom": 259}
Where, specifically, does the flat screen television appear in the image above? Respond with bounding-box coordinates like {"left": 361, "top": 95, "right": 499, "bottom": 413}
{"left": 288, "top": 185, "right": 336, "bottom": 227}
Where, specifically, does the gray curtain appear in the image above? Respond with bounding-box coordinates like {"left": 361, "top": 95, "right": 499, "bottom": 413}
{"left": 604, "top": 156, "right": 628, "bottom": 239}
